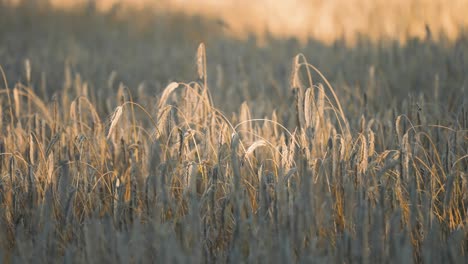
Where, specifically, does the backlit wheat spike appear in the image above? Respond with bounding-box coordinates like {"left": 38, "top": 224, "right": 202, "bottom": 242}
{"left": 13, "top": 86, "right": 20, "bottom": 119}
{"left": 22, "top": 87, "right": 53, "bottom": 124}
{"left": 368, "top": 129, "right": 375, "bottom": 157}
{"left": 280, "top": 139, "right": 288, "bottom": 168}
{"left": 360, "top": 114, "right": 366, "bottom": 133}
{"left": 46, "top": 153, "right": 54, "bottom": 185}
{"left": 287, "top": 130, "right": 296, "bottom": 168}
{"left": 271, "top": 111, "right": 279, "bottom": 138}
{"left": 239, "top": 102, "right": 253, "bottom": 142}
{"left": 304, "top": 88, "right": 314, "bottom": 129}
{"left": 290, "top": 55, "right": 301, "bottom": 90}
{"left": 197, "top": 43, "right": 206, "bottom": 81}
{"left": 25, "top": 59, "right": 31, "bottom": 84}
{"left": 296, "top": 85, "right": 306, "bottom": 131}
{"left": 79, "top": 97, "right": 102, "bottom": 134}
{"left": 339, "top": 137, "right": 346, "bottom": 161}
{"left": 158, "top": 82, "right": 179, "bottom": 109}
{"left": 107, "top": 106, "right": 123, "bottom": 140}
{"left": 402, "top": 133, "right": 411, "bottom": 180}
{"left": 315, "top": 84, "right": 325, "bottom": 131}
{"left": 81, "top": 82, "right": 89, "bottom": 98}
{"left": 396, "top": 115, "right": 403, "bottom": 145}
{"left": 184, "top": 162, "right": 198, "bottom": 197}
{"left": 155, "top": 106, "right": 170, "bottom": 139}
{"left": 245, "top": 140, "right": 268, "bottom": 157}
{"left": 45, "top": 131, "right": 60, "bottom": 158}
{"left": 78, "top": 95, "right": 84, "bottom": 133}
{"left": 29, "top": 133, "right": 34, "bottom": 165}
{"left": 359, "top": 134, "right": 368, "bottom": 174}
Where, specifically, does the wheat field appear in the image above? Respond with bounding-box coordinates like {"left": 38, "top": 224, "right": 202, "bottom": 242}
{"left": 0, "top": 1, "right": 467, "bottom": 263}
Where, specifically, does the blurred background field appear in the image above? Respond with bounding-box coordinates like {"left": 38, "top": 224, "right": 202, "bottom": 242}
{"left": 0, "top": 0, "right": 467, "bottom": 263}
{"left": 6, "top": 0, "right": 468, "bottom": 43}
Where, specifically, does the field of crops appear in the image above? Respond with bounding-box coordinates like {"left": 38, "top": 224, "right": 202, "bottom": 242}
{"left": 0, "top": 1, "right": 467, "bottom": 263}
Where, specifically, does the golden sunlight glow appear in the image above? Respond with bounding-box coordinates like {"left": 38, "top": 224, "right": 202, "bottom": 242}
{"left": 12, "top": 0, "right": 467, "bottom": 44}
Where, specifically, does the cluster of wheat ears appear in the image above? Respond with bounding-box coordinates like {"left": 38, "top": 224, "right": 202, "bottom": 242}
{"left": 0, "top": 40, "right": 467, "bottom": 263}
